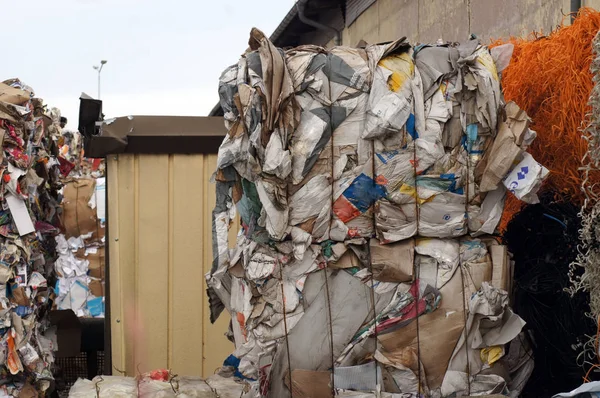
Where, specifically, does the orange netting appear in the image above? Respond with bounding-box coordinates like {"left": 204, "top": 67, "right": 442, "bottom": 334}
{"left": 490, "top": 8, "right": 600, "bottom": 231}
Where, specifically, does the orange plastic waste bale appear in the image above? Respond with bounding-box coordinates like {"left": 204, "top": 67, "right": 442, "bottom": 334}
{"left": 491, "top": 8, "right": 600, "bottom": 230}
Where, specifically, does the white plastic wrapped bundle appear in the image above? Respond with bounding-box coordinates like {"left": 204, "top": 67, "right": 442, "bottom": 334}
{"left": 68, "top": 375, "right": 247, "bottom": 397}
{"left": 68, "top": 376, "right": 138, "bottom": 397}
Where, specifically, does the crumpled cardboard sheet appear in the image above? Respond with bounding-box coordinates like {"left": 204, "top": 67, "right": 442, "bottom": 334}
{"left": 414, "top": 43, "right": 505, "bottom": 241}
{"left": 286, "top": 369, "right": 332, "bottom": 398}
{"left": 0, "top": 83, "right": 31, "bottom": 106}
{"left": 267, "top": 269, "right": 393, "bottom": 397}
{"left": 217, "top": 29, "right": 300, "bottom": 243}
{"left": 0, "top": 79, "right": 71, "bottom": 395}
{"left": 367, "top": 41, "right": 538, "bottom": 243}
{"left": 329, "top": 46, "right": 374, "bottom": 240}
{"left": 366, "top": 39, "right": 423, "bottom": 243}
{"left": 209, "top": 30, "right": 541, "bottom": 398}
{"left": 352, "top": 238, "right": 503, "bottom": 395}
{"left": 286, "top": 46, "right": 333, "bottom": 244}
{"left": 285, "top": 44, "right": 377, "bottom": 243}
{"left": 207, "top": 168, "right": 237, "bottom": 322}
{"left": 440, "top": 283, "right": 526, "bottom": 397}
{"left": 62, "top": 179, "right": 100, "bottom": 239}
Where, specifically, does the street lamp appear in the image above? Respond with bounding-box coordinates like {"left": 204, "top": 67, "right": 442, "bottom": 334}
{"left": 93, "top": 60, "right": 107, "bottom": 99}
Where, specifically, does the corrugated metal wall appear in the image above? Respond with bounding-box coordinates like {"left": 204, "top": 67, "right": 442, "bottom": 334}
{"left": 107, "top": 153, "right": 235, "bottom": 377}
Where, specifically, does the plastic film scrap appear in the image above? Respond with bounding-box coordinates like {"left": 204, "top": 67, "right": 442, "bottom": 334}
{"left": 207, "top": 28, "right": 547, "bottom": 398}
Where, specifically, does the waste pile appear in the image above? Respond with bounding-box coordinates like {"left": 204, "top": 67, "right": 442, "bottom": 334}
{"left": 0, "top": 80, "right": 67, "bottom": 395}
{"left": 68, "top": 370, "right": 247, "bottom": 397}
{"left": 53, "top": 176, "right": 106, "bottom": 318}
{"left": 207, "top": 28, "right": 548, "bottom": 397}
{"left": 58, "top": 129, "right": 105, "bottom": 180}
{"left": 53, "top": 128, "right": 106, "bottom": 319}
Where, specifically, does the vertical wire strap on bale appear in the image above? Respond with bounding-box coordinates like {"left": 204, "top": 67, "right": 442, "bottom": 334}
{"left": 368, "top": 121, "right": 379, "bottom": 391}
{"left": 327, "top": 67, "right": 336, "bottom": 396}
{"left": 324, "top": 265, "right": 336, "bottom": 396}
{"left": 463, "top": 111, "right": 473, "bottom": 395}
{"left": 459, "top": 261, "right": 472, "bottom": 396}
{"left": 411, "top": 125, "right": 423, "bottom": 394}
{"left": 279, "top": 259, "right": 294, "bottom": 398}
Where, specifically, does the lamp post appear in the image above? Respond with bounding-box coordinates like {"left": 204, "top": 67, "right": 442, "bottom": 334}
{"left": 93, "top": 60, "right": 107, "bottom": 99}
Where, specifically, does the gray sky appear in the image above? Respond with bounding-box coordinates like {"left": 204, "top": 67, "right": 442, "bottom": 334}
{"left": 3, "top": 0, "right": 294, "bottom": 129}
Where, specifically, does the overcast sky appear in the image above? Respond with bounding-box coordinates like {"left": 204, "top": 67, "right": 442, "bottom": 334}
{"left": 3, "top": 0, "right": 294, "bottom": 129}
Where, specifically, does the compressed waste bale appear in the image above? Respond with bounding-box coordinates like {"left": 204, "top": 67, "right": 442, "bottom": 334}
{"left": 54, "top": 167, "right": 106, "bottom": 318}
{"left": 209, "top": 29, "right": 547, "bottom": 398}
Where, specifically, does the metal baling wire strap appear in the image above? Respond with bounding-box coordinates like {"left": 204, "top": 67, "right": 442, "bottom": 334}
{"left": 94, "top": 375, "right": 104, "bottom": 398}
{"left": 169, "top": 372, "right": 180, "bottom": 394}
{"left": 278, "top": 256, "right": 293, "bottom": 398}
{"left": 268, "top": 252, "right": 290, "bottom": 398}
{"left": 367, "top": 60, "right": 380, "bottom": 394}
{"left": 327, "top": 57, "right": 336, "bottom": 396}
{"left": 368, "top": 136, "right": 379, "bottom": 392}
{"left": 324, "top": 261, "right": 336, "bottom": 396}
{"left": 411, "top": 116, "right": 422, "bottom": 394}
{"left": 459, "top": 254, "right": 471, "bottom": 396}
{"left": 279, "top": 73, "right": 294, "bottom": 397}
{"left": 463, "top": 108, "right": 472, "bottom": 395}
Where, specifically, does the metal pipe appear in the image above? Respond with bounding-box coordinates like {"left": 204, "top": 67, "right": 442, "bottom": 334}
{"left": 296, "top": 0, "right": 341, "bottom": 46}
{"left": 571, "top": 0, "right": 581, "bottom": 23}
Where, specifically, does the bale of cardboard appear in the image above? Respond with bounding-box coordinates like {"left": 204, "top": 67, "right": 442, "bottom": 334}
{"left": 207, "top": 30, "right": 541, "bottom": 398}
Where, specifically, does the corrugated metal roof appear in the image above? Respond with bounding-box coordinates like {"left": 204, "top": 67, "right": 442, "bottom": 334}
{"left": 269, "top": 4, "right": 301, "bottom": 46}
{"left": 345, "top": 0, "right": 376, "bottom": 26}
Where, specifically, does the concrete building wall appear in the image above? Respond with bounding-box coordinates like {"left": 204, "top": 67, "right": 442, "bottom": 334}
{"left": 331, "top": 0, "right": 597, "bottom": 47}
